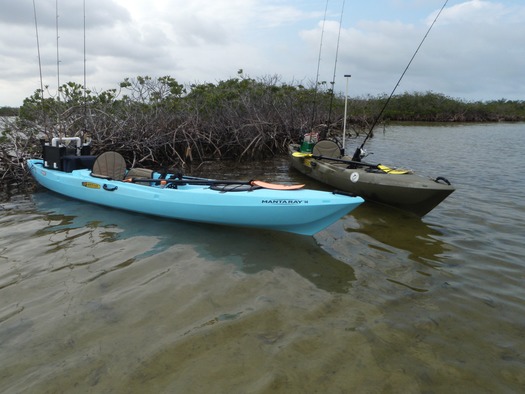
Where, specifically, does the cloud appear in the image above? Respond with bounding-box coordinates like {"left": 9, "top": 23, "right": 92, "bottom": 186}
{"left": 0, "top": 1, "right": 523, "bottom": 107}
{"left": 305, "top": 0, "right": 525, "bottom": 101}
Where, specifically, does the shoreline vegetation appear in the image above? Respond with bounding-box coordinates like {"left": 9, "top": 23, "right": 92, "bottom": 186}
{"left": 2, "top": 72, "right": 525, "bottom": 194}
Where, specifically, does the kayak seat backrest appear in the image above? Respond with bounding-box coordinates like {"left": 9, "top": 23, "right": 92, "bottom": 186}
{"left": 125, "top": 167, "right": 154, "bottom": 185}
{"left": 91, "top": 151, "right": 127, "bottom": 180}
{"left": 313, "top": 140, "right": 341, "bottom": 158}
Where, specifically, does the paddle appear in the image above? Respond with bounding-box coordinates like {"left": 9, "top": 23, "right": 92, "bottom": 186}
{"left": 123, "top": 178, "right": 305, "bottom": 190}
{"left": 292, "top": 152, "right": 411, "bottom": 174}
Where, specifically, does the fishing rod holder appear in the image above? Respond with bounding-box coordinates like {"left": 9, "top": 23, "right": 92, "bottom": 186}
{"left": 41, "top": 137, "right": 94, "bottom": 172}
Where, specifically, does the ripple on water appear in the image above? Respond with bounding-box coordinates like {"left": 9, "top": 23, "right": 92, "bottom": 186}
{"left": 1, "top": 124, "right": 525, "bottom": 392}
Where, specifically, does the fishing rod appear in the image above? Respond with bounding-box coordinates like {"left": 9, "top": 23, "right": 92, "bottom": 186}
{"left": 55, "top": 0, "right": 61, "bottom": 100}
{"left": 32, "top": 0, "right": 44, "bottom": 100}
{"left": 83, "top": 0, "right": 89, "bottom": 139}
{"left": 53, "top": 0, "right": 64, "bottom": 137}
{"left": 326, "top": 0, "right": 346, "bottom": 135}
{"left": 32, "top": 0, "right": 49, "bottom": 137}
{"left": 351, "top": 0, "right": 450, "bottom": 162}
{"left": 309, "top": 0, "right": 329, "bottom": 129}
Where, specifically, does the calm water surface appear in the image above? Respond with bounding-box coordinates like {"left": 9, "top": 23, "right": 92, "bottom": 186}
{"left": 1, "top": 123, "right": 524, "bottom": 393}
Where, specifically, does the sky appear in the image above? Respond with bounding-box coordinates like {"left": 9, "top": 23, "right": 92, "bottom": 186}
{"left": 1, "top": 0, "right": 524, "bottom": 107}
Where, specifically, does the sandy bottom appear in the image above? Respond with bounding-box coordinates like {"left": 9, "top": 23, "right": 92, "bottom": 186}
{"left": 1, "top": 193, "right": 524, "bottom": 393}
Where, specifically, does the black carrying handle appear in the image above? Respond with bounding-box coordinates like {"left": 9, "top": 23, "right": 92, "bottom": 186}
{"left": 103, "top": 184, "right": 118, "bottom": 191}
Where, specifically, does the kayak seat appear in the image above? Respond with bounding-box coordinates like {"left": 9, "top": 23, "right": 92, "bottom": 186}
{"left": 313, "top": 140, "right": 341, "bottom": 158}
{"left": 91, "top": 151, "right": 127, "bottom": 180}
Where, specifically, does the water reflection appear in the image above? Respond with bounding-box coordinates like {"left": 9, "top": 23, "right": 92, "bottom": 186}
{"left": 31, "top": 191, "right": 356, "bottom": 293}
{"left": 3, "top": 124, "right": 525, "bottom": 393}
{"left": 346, "top": 202, "right": 448, "bottom": 268}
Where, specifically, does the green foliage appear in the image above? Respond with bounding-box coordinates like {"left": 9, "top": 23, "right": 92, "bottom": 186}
{"left": 8, "top": 74, "right": 525, "bottom": 171}
{"left": 351, "top": 91, "right": 525, "bottom": 123}
{"left": 2, "top": 73, "right": 525, "bottom": 188}
{"left": 0, "top": 107, "right": 18, "bottom": 116}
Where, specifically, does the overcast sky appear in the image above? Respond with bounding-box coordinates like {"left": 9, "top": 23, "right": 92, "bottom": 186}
{"left": 1, "top": 0, "right": 524, "bottom": 107}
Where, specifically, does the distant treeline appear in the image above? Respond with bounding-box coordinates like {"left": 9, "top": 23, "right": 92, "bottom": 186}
{"left": 3, "top": 76, "right": 524, "bottom": 123}
{"left": 369, "top": 92, "right": 525, "bottom": 122}
{"left": 1, "top": 72, "right": 525, "bottom": 187}
{"left": 0, "top": 107, "right": 19, "bottom": 116}
{"left": 3, "top": 84, "right": 524, "bottom": 123}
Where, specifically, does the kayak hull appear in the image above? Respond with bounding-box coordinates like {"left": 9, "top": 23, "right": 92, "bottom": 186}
{"left": 27, "top": 159, "right": 363, "bottom": 236}
{"left": 289, "top": 145, "right": 454, "bottom": 217}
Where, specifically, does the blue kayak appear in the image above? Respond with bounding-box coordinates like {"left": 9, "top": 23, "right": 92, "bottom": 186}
{"left": 27, "top": 154, "right": 363, "bottom": 236}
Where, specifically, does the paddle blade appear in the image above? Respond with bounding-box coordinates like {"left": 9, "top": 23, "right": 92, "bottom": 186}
{"left": 377, "top": 164, "right": 412, "bottom": 175}
{"left": 292, "top": 152, "right": 313, "bottom": 158}
{"left": 251, "top": 180, "right": 305, "bottom": 190}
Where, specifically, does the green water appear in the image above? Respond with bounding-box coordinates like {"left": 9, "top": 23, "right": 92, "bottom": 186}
{"left": 1, "top": 123, "right": 524, "bottom": 393}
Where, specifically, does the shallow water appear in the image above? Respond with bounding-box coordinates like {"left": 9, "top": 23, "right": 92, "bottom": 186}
{"left": 1, "top": 123, "right": 524, "bottom": 393}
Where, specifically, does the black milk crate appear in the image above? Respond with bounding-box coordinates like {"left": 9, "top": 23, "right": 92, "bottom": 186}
{"left": 41, "top": 137, "right": 92, "bottom": 171}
